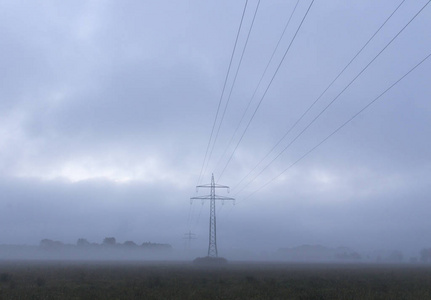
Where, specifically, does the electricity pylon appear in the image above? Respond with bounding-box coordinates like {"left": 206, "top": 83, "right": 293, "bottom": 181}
{"left": 191, "top": 173, "right": 234, "bottom": 257}
{"left": 183, "top": 231, "right": 196, "bottom": 250}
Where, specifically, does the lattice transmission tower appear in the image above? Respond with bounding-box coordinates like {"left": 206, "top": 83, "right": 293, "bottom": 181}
{"left": 183, "top": 231, "right": 197, "bottom": 250}
{"left": 191, "top": 174, "right": 234, "bottom": 257}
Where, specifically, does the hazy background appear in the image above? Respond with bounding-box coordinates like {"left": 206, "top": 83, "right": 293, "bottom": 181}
{"left": 0, "top": 0, "right": 430, "bottom": 258}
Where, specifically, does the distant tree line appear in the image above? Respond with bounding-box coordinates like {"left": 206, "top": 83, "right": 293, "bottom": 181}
{"left": 40, "top": 237, "right": 172, "bottom": 252}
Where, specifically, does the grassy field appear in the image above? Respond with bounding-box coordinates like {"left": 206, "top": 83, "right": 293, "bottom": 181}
{"left": 0, "top": 260, "right": 430, "bottom": 299}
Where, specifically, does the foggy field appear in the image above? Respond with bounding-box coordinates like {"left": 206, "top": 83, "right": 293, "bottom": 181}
{"left": 0, "top": 261, "right": 430, "bottom": 299}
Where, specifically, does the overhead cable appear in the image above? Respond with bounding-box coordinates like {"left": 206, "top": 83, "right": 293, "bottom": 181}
{"left": 218, "top": 0, "right": 316, "bottom": 180}
{"left": 213, "top": 0, "right": 300, "bottom": 177}
{"left": 204, "top": 0, "right": 261, "bottom": 179}
{"left": 196, "top": 0, "right": 249, "bottom": 185}
{"left": 243, "top": 50, "right": 431, "bottom": 201}
{"left": 232, "top": 0, "right": 407, "bottom": 192}
{"left": 234, "top": 0, "right": 430, "bottom": 195}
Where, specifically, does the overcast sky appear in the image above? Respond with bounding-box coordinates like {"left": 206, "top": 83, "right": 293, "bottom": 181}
{"left": 0, "top": 0, "right": 430, "bottom": 257}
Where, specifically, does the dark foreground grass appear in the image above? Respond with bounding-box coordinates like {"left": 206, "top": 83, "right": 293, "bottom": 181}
{"left": 0, "top": 261, "right": 430, "bottom": 299}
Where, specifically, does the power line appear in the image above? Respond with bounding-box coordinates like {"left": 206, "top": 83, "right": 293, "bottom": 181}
{"left": 196, "top": 0, "right": 249, "bottom": 186}
{"left": 218, "top": 0, "right": 316, "bottom": 180}
{"left": 232, "top": 0, "right": 407, "bottom": 193}
{"left": 243, "top": 50, "right": 431, "bottom": 201}
{"left": 204, "top": 0, "right": 261, "bottom": 179}
{"left": 234, "top": 0, "right": 430, "bottom": 196}
{"left": 213, "top": 0, "right": 300, "bottom": 177}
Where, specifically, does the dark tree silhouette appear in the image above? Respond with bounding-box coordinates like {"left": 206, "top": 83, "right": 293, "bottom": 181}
{"left": 123, "top": 241, "right": 138, "bottom": 247}
{"left": 77, "top": 238, "right": 90, "bottom": 247}
{"left": 103, "top": 237, "right": 116, "bottom": 246}
{"left": 40, "top": 239, "right": 63, "bottom": 249}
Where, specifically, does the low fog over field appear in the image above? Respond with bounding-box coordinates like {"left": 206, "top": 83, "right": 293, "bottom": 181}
{"left": 0, "top": 0, "right": 430, "bottom": 260}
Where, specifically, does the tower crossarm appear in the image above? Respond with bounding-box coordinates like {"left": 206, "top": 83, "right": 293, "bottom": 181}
{"left": 196, "top": 183, "right": 230, "bottom": 189}
{"left": 214, "top": 195, "right": 235, "bottom": 201}
{"left": 191, "top": 195, "right": 235, "bottom": 201}
{"left": 190, "top": 195, "right": 212, "bottom": 200}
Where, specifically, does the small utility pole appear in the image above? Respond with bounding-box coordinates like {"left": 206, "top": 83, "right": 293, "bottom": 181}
{"left": 183, "top": 231, "right": 197, "bottom": 250}
{"left": 191, "top": 174, "right": 234, "bottom": 257}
